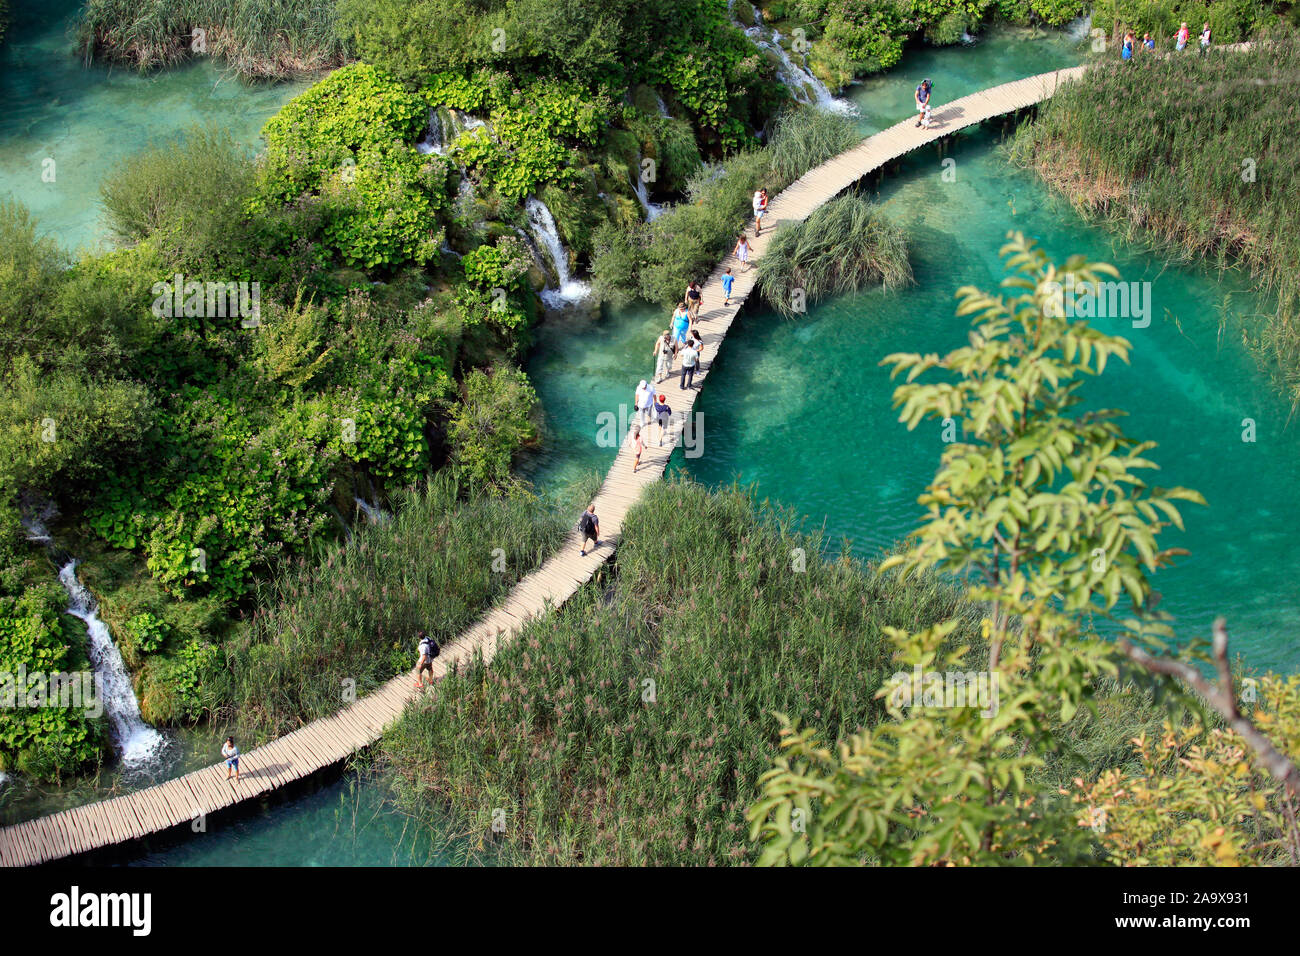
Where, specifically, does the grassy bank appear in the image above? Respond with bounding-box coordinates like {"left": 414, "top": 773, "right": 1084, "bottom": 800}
{"left": 77, "top": 0, "right": 348, "bottom": 79}
{"left": 1010, "top": 39, "right": 1300, "bottom": 399}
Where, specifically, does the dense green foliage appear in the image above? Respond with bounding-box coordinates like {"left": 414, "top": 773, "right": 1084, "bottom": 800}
{"left": 77, "top": 0, "right": 349, "bottom": 78}
{"left": 253, "top": 63, "right": 450, "bottom": 271}
{"left": 0, "top": 567, "right": 102, "bottom": 781}
{"left": 592, "top": 107, "right": 859, "bottom": 306}
{"left": 1012, "top": 39, "right": 1300, "bottom": 402}
{"left": 383, "top": 479, "right": 981, "bottom": 864}
{"left": 202, "top": 476, "right": 566, "bottom": 739}
{"left": 756, "top": 194, "right": 912, "bottom": 317}
{"left": 338, "top": 0, "right": 783, "bottom": 150}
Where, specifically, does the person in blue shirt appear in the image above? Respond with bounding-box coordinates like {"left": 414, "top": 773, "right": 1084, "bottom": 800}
{"left": 721, "top": 267, "right": 735, "bottom": 306}
{"left": 914, "top": 78, "right": 932, "bottom": 127}
{"left": 671, "top": 303, "right": 690, "bottom": 352}
{"left": 1121, "top": 32, "right": 1134, "bottom": 60}
{"left": 1142, "top": 33, "right": 1155, "bottom": 51}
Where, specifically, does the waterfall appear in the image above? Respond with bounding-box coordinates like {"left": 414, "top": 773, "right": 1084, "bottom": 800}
{"left": 631, "top": 160, "right": 665, "bottom": 222}
{"left": 730, "top": 5, "right": 857, "bottom": 115}
{"left": 1065, "top": 14, "right": 1093, "bottom": 43}
{"left": 654, "top": 93, "right": 671, "bottom": 118}
{"left": 416, "top": 108, "right": 445, "bottom": 155}
{"left": 57, "top": 561, "right": 166, "bottom": 771}
{"left": 525, "top": 198, "right": 591, "bottom": 308}
{"left": 960, "top": 30, "right": 976, "bottom": 45}
{"left": 354, "top": 496, "right": 391, "bottom": 525}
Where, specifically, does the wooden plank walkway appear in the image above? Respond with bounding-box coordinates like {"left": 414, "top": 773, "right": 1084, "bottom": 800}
{"left": 0, "top": 65, "right": 1090, "bottom": 867}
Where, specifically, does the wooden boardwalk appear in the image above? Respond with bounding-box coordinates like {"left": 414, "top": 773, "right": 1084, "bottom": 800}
{"left": 0, "top": 66, "right": 1088, "bottom": 867}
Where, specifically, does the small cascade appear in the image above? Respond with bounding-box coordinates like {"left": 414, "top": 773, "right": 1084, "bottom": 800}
{"left": 654, "top": 93, "right": 671, "bottom": 118}
{"left": 19, "top": 498, "right": 57, "bottom": 543}
{"left": 354, "top": 496, "right": 391, "bottom": 525}
{"left": 416, "top": 108, "right": 445, "bottom": 155}
{"left": 57, "top": 561, "right": 167, "bottom": 771}
{"left": 729, "top": 3, "right": 856, "bottom": 115}
{"left": 1065, "top": 14, "right": 1093, "bottom": 43}
{"left": 525, "top": 198, "right": 591, "bottom": 308}
{"left": 960, "top": 30, "right": 976, "bottom": 45}
{"left": 631, "top": 160, "right": 666, "bottom": 222}
{"left": 770, "top": 29, "right": 858, "bottom": 115}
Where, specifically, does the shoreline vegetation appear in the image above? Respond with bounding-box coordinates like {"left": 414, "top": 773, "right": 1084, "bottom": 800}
{"left": 1011, "top": 35, "right": 1300, "bottom": 402}
{"left": 76, "top": 0, "right": 349, "bottom": 80}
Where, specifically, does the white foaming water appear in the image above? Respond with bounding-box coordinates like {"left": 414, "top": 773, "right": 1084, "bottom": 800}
{"left": 57, "top": 561, "right": 167, "bottom": 771}
{"left": 631, "top": 163, "right": 666, "bottom": 222}
{"left": 416, "top": 108, "right": 445, "bottom": 155}
{"left": 1065, "top": 14, "right": 1093, "bottom": 42}
{"left": 354, "top": 497, "right": 391, "bottom": 525}
{"left": 654, "top": 93, "right": 671, "bottom": 118}
{"left": 728, "top": 2, "right": 857, "bottom": 115}
{"left": 525, "top": 198, "right": 591, "bottom": 308}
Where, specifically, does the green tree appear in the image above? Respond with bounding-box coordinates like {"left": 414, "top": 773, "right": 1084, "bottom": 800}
{"left": 747, "top": 234, "right": 1299, "bottom": 865}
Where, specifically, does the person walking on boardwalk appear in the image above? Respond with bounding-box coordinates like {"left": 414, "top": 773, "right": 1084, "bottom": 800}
{"left": 222, "top": 736, "right": 240, "bottom": 783}
{"left": 733, "top": 235, "right": 751, "bottom": 271}
{"left": 914, "top": 78, "right": 932, "bottom": 127}
{"left": 637, "top": 378, "right": 656, "bottom": 428}
{"left": 653, "top": 328, "right": 673, "bottom": 382}
{"left": 632, "top": 425, "right": 644, "bottom": 473}
{"left": 752, "top": 188, "right": 769, "bottom": 236}
{"left": 671, "top": 301, "right": 690, "bottom": 351}
{"left": 686, "top": 280, "right": 703, "bottom": 324}
{"left": 414, "top": 629, "right": 439, "bottom": 691}
{"left": 653, "top": 392, "right": 673, "bottom": 446}
{"left": 579, "top": 504, "right": 599, "bottom": 556}
{"left": 679, "top": 337, "right": 700, "bottom": 390}
{"left": 1200, "top": 22, "right": 1211, "bottom": 53}
{"left": 1175, "top": 22, "right": 1190, "bottom": 50}
{"left": 721, "top": 267, "right": 735, "bottom": 306}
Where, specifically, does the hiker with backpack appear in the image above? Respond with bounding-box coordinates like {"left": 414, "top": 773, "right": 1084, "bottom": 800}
{"left": 414, "top": 629, "right": 439, "bottom": 690}
{"left": 579, "top": 504, "right": 599, "bottom": 557}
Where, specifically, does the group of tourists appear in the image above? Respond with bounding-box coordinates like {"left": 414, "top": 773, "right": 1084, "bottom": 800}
{"left": 1122, "top": 22, "right": 1211, "bottom": 59}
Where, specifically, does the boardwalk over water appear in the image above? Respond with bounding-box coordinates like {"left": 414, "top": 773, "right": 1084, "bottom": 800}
{"left": 0, "top": 66, "right": 1089, "bottom": 866}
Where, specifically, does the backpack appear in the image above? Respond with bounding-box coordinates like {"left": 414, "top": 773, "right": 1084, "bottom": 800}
{"left": 579, "top": 511, "right": 596, "bottom": 537}
{"left": 419, "top": 636, "right": 439, "bottom": 661}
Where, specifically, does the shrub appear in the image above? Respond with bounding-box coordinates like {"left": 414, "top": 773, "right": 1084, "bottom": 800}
{"left": 446, "top": 366, "right": 540, "bottom": 488}
{"left": 755, "top": 194, "right": 912, "bottom": 317}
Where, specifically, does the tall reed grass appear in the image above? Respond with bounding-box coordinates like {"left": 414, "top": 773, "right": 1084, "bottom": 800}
{"left": 382, "top": 478, "right": 984, "bottom": 865}
{"left": 201, "top": 472, "right": 567, "bottom": 739}
{"left": 1011, "top": 39, "right": 1300, "bottom": 403}
{"left": 756, "top": 193, "right": 912, "bottom": 317}
{"left": 78, "top": 0, "right": 349, "bottom": 80}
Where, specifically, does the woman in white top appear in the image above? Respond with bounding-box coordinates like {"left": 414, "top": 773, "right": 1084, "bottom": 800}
{"left": 222, "top": 737, "right": 240, "bottom": 782}
{"left": 733, "top": 235, "right": 750, "bottom": 271}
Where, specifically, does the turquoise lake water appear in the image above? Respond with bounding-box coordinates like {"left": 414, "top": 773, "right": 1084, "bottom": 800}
{"left": 5, "top": 16, "right": 1293, "bottom": 864}
{"left": 0, "top": 0, "right": 307, "bottom": 252}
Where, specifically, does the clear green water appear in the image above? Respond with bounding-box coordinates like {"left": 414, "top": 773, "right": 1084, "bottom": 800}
{"left": 846, "top": 25, "right": 1086, "bottom": 134}
{"left": 0, "top": 0, "right": 307, "bottom": 252}
{"left": 127, "top": 774, "right": 476, "bottom": 867}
